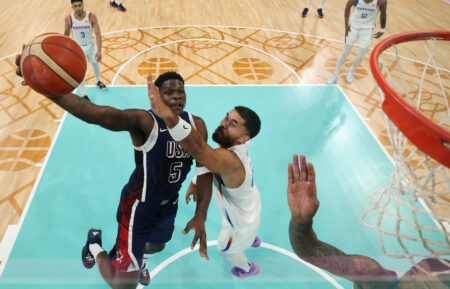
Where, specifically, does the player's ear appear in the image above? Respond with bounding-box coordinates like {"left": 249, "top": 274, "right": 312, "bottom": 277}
{"left": 236, "top": 135, "right": 250, "bottom": 145}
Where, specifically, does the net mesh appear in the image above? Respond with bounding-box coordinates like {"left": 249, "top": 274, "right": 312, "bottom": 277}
{"left": 361, "top": 34, "right": 450, "bottom": 275}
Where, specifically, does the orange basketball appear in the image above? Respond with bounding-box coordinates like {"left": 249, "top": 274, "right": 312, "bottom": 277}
{"left": 20, "top": 33, "right": 87, "bottom": 97}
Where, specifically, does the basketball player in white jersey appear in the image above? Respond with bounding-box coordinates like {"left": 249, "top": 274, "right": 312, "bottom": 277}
{"left": 148, "top": 73, "right": 262, "bottom": 278}
{"left": 301, "top": 0, "right": 326, "bottom": 18}
{"left": 65, "top": 0, "right": 107, "bottom": 100}
{"left": 327, "top": 0, "right": 387, "bottom": 84}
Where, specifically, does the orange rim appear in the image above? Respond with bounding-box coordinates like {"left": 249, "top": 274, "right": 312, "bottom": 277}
{"left": 370, "top": 30, "right": 450, "bottom": 168}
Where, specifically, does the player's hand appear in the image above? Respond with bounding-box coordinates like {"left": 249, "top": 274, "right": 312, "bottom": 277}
{"left": 345, "top": 25, "right": 351, "bottom": 38}
{"left": 182, "top": 216, "right": 209, "bottom": 260}
{"left": 147, "top": 73, "right": 175, "bottom": 121}
{"left": 95, "top": 51, "right": 102, "bottom": 62}
{"left": 15, "top": 45, "right": 28, "bottom": 86}
{"left": 373, "top": 31, "right": 384, "bottom": 39}
{"left": 287, "top": 154, "right": 319, "bottom": 224}
{"left": 185, "top": 181, "right": 197, "bottom": 204}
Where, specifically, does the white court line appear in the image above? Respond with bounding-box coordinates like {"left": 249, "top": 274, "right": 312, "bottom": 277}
{"left": 0, "top": 112, "right": 68, "bottom": 277}
{"left": 110, "top": 38, "right": 303, "bottom": 85}
{"left": 336, "top": 84, "right": 449, "bottom": 246}
{"left": 136, "top": 240, "right": 344, "bottom": 289}
{"left": 2, "top": 25, "right": 448, "bottom": 73}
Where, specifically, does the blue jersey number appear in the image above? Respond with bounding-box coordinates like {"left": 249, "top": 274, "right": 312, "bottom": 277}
{"left": 80, "top": 32, "right": 86, "bottom": 38}
{"left": 168, "top": 162, "right": 182, "bottom": 183}
{"left": 361, "top": 13, "right": 368, "bottom": 19}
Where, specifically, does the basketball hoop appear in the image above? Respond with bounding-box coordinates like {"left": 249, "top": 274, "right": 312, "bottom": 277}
{"left": 362, "top": 30, "right": 450, "bottom": 275}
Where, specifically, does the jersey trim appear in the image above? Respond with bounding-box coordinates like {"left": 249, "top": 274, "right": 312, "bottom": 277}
{"left": 127, "top": 200, "right": 140, "bottom": 272}
{"left": 134, "top": 111, "right": 159, "bottom": 152}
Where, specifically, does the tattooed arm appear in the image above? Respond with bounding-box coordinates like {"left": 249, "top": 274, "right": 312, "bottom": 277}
{"left": 287, "top": 154, "right": 398, "bottom": 289}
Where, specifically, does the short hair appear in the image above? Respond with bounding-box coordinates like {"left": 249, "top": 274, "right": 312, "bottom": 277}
{"left": 71, "top": 0, "right": 83, "bottom": 3}
{"left": 234, "top": 106, "right": 261, "bottom": 139}
{"left": 154, "top": 72, "right": 184, "bottom": 89}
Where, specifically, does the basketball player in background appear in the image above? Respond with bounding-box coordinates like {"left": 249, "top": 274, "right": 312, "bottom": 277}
{"left": 327, "top": 0, "right": 387, "bottom": 84}
{"left": 301, "top": 0, "right": 326, "bottom": 18}
{"left": 109, "top": 0, "right": 126, "bottom": 12}
{"left": 287, "top": 154, "right": 450, "bottom": 289}
{"left": 65, "top": 0, "right": 107, "bottom": 101}
{"left": 16, "top": 48, "right": 212, "bottom": 287}
{"left": 148, "top": 73, "right": 263, "bottom": 278}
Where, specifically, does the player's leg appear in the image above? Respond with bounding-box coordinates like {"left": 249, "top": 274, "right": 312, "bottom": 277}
{"left": 138, "top": 242, "right": 166, "bottom": 286}
{"left": 327, "top": 28, "right": 357, "bottom": 84}
{"left": 302, "top": 0, "right": 312, "bottom": 17}
{"left": 217, "top": 220, "right": 260, "bottom": 278}
{"left": 136, "top": 198, "right": 178, "bottom": 286}
{"left": 88, "top": 44, "right": 107, "bottom": 91}
{"left": 81, "top": 227, "right": 140, "bottom": 288}
{"left": 347, "top": 28, "right": 372, "bottom": 83}
{"left": 317, "top": 0, "right": 325, "bottom": 18}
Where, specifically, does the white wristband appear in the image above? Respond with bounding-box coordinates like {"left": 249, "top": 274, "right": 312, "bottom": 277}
{"left": 192, "top": 176, "right": 197, "bottom": 186}
{"left": 196, "top": 166, "right": 211, "bottom": 176}
{"left": 168, "top": 117, "right": 192, "bottom": 141}
{"left": 380, "top": 28, "right": 386, "bottom": 33}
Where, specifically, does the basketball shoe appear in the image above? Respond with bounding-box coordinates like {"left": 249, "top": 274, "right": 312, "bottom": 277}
{"left": 346, "top": 67, "right": 355, "bottom": 83}
{"left": 251, "top": 236, "right": 261, "bottom": 248}
{"left": 139, "top": 262, "right": 151, "bottom": 286}
{"left": 231, "top": 262, "right": 260, "bottom": 278}
{"left": 110, "top": 1, "right": 118, "bottom": 8}
{"left": 317, "top": 8, "right": 324, "bottom": 18}
{"left": 96, "top": 81, "right": 107, "bottom": 90}
{"left": 301, "top": 8, "right": 309, "bottom": 17}
{"left": 81, "top": 93, "right": 90, "bottom": 101}
{"left": 117, "top": 3, "right": 126, "bottom": 12}
{"left": 81, "top": 228, "right": 102, "bottom": 269}
{"left": 327, "top": 73, "right": 338, "bottom": 85}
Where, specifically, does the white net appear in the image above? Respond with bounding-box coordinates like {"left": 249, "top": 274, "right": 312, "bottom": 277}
{"left": 361, "top": 35, "right": 450, "bottom": 275}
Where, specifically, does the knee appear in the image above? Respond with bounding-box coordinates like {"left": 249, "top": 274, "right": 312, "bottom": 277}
{"left": 144, "top": 242, "right": 165, "bottom": 255}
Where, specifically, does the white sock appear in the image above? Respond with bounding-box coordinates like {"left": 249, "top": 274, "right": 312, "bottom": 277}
{"left": 305, "top": 0, "right": 312, "bottom": 8}
{"left": 351, "top": 47, "right": 368, "bottom": 70}
{"left": 223, "top": 252, "right": 251, "bottom": 272}
{"left": 89, "top": 243, "right": 105, "bottom": 259}
{"left": 92, "top": 62, "right": 101, "bottom": 83}
{"left": 319, "top": 0, "right": 325, "bottom": 9}
{"left": 334, "top": 44, "right": 352, "bottom": 74}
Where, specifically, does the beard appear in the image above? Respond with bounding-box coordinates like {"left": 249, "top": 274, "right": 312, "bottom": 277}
{"left": 212, "top": 127, "right": 234, "bottom": 148}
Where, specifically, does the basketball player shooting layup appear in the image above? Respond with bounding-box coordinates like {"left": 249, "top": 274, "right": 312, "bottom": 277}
{"left": 65, "top": 0, "right": 107, "bottom": 101}
{"left": 147, "top": 73, "right": 263, "bottom": 278}
{"left": 15, "top": 46, "right": 212, "bottom": 286}
{"left": 327, "top": 0, "right": 387, "bottom": 85}
{"left": 287, "top": 154, "right": 450, "bottom": 289}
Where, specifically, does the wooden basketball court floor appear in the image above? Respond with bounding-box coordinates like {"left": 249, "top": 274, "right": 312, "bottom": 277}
{"left": 0, "top": 0, "right": 448, "bottom": 286}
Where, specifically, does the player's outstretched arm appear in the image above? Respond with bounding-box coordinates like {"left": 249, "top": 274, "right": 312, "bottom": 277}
{"left": 182, "top": 115, "right": 214, "bottom": 260}
{"left": 91, "top": 13, "right": 102, "bottom": 61}
{"left": 344, "top": 0, "right": 357, "bottom": 37}
{"left": 374, "top": 0, "right": 387, "bottom": 38}
{"left": 64, "top": 16, "right": 71, "bottom": 37}
{"left": 288, "top": 154, "right": 397, "bottom": 289}
{"left": 15, "top": 53, "right": 149, "bottom": 137}
{"left": 147, "top": 73, "right": 239, "bottom": 175}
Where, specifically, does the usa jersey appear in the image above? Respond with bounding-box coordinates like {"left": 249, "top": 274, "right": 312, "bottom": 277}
{"left": 212, "top": 142, "right": 261, "bottom": 228}
{"left": 123, "top": 110, "right": 195, "bottom": 202}
{"left": 70, "top": 12, "right": 94, "bottom": 46}
{"left": 350, "top": 0, "right": 379, "bottom": 29}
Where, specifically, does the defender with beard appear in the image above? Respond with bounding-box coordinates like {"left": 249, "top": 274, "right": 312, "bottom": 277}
{"left": 148, "top": 73, "right": 262, "bottom": 278}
